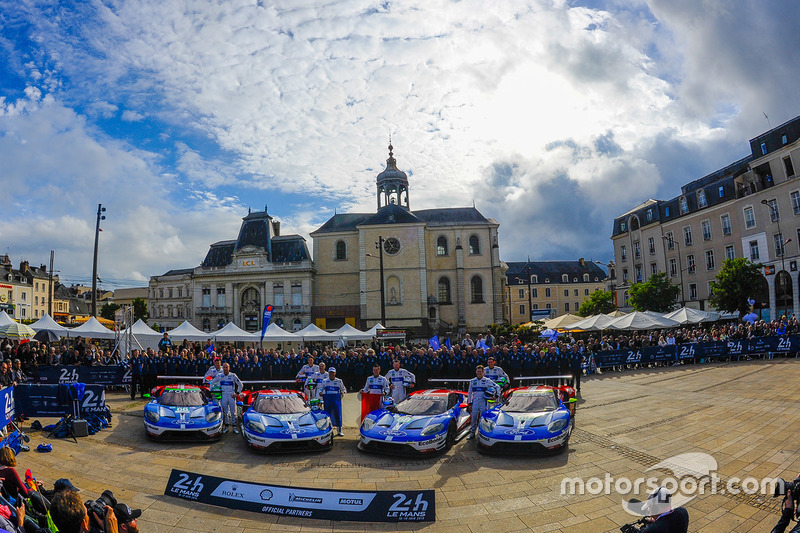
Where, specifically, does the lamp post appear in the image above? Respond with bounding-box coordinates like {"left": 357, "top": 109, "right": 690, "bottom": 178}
{"left": 661, "top": 235, "right": 684, "bottom": 307}
{"left": 91, "top": 203, "right": 106, "bottom": 317}
{"left": 375, "top": 236, "right": 386, "bottom": 326}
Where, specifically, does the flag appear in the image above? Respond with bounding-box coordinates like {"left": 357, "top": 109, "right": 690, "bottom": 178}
{"left": 205, "top": 343, "right": 215, "bottom": 354}
{"left": 429, "top": 335, "right": 440, "bottom": 350}
{"left": 260, "top": 304, "right": 274, "bottom": 342}
{"left": 444, "top": 338, "right": 452, "bottom": 351}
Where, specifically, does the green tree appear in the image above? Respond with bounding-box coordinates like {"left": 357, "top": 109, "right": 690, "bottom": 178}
{"left": 132, "top": 297, "right": 149, "bottom": 321}
{"left": 628, "top": 272, "right": 681, "bottom": 312}
{"left": 708, "top": 258, "right": 764, "bottom": 316}
{"left": 99, "top": 302, "right": 120, "bottom": 321}
{"left": 577, "top": 290, "right": 615, "bottom": 316}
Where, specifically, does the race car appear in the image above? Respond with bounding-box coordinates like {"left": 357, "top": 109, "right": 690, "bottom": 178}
{"left": 477, "top": 385, "right": 574, "bottom": 454}
{"left": 359, "top": 389, "right": 471, "bottom": 455}
{"left": 239, "top": 389, "right": 334, "bottom": 453}
{"left": 143, "top": 384, "right": 223, "bottom": 440}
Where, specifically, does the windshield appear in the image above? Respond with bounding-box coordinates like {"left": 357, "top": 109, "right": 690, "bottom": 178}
{"left": 159, "top": 390, "right": 206, "bottom": 407}
{"left": 394, "top": 396, "right": 448, "bottom": 416}
{"left": 502, "top": 391, "right": 558, "bottom": 413}
{"left": 252, "top": 395, "right": 309, "bottom": 415}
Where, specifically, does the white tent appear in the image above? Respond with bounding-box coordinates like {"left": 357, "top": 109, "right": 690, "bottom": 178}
{"left": 363, "top": 323, "right": 385, "bottom": 338}
{"left": 562, "top": 314, "right": 617, "bottom": 331}
{"left": 30, "top": 314, "right": 69, "bottom": 334}
{"left": 257, "top": 322, "right": 298, "bottom": 342}
{"left": 0, "top": 312, "right": 15, "bottom": 326}
{"left": 167, "top": 321, "right": 210, "bottom": 342}
{"left": 331, "top": 323, "right": 373, "bottom": 341}
{"left": 606, "top": 311, "right": 680, "bottom": 331}
{"left": 542, "top": 314, "right": 583, "bottom": 329}
{"left": 69, "top": 316, "right": 117, "bottom": 339}
{"left": 209, "top": 322, "right": 255, "bottom": 342}
{"left": 296, "top": 323, "right": 336, "bottom": 341}
{"left": 663, "top": 307, "right": 721, "bottom": 324}
{"left": 118, "top": 319, "right": 162, "bottom": 352}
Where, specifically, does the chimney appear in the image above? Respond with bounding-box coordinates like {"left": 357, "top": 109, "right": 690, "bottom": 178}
{"left": 19, "top": 261, "right": 29, "bottom": 274}
{"left": 40, "top": 264, "right": 47, "bottom": 272}
{"left": 272, "top": 220, "right": 280, "bottom": 236}
{"left": 579, "top": 258, "right": 585, "bottom": 266}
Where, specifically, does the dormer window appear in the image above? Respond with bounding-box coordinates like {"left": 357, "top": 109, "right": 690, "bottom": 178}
{"left": 697, "top": 189, "right": 707, "bottom": 208}
{"left": 531, "top": 275, "right": 538, "bottom": 283}
{"left": 680, "top": 197, "right": 689, "bottom": 214}
{"left": 562, "top": 274, "right": 568, "bottom": 283}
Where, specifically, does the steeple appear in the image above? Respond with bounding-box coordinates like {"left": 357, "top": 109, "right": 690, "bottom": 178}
{"left": 376, "top": 142, "right": 410, "bottom": 210}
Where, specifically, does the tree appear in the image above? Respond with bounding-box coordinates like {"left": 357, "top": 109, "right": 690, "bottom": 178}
{"left": 627, "top": 272, "right": 681, "bottom": 312}
{"left": 132, "top": 298, "right": 149, "bottom": 321}
{"left": 577, "top": 290, "right": 615, "bottom": 316}
{"left": 99, "top": 302, "right": 120, "bottom": 321}
{"left": 708, "top": 258, "right": 764, "bottom": 316}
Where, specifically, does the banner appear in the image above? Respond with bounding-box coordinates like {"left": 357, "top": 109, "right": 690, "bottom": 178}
{"left": 0, "top": 387, "right": 14, "bottom": 427}
{"left": 260, "top": 305, "right": 274, "bottom": 342}
{"left": 164, "top": 469, "right": 435, "bottom": 522}
{"left": 34, "top": 365, "right": 130, "bottom": 386}
{"left": 14, "top": 384, "right": 107, "bottom": 418}
{"left": 594, "top": 335, "right": 800, "bottom": 367}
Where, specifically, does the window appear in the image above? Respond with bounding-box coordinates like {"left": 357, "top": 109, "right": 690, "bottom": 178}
{"left": 689, "top": 283, "right": 698, "bottom": 300}
{"left": 650, "top": 263, "right": 658, "bottom": 275}
{"left": 767, "top": 199, "right": 780, "bottom": 221}
{"left": 533, "top": 304, "right": 539, "bottom": 310}
{"left": 669, "top": 258, "right": 677, "bottom": 277}
{"left": 273, "top": 283, "right": 284, "bottom": 307}
{"left": 436, "top": 236, "right": 448, "bottom": 256}
{"left": 563, "top": 289, "right": 569, "bottom": 297}
{"left": 705, "top": 250, "right": 715, "bottom": 270}
{"left": 744, "top": 206, "right": 756, "bottom": 229}
{"left": 291, "top": 282, "right": 302, "bottom": 306}
{"left": 680, "top": 197, "right": 689, "bottom": 214}
{"left": 749, "top": 240, "right": 760, "bottom": 261}
{"left": 168, "top": 288, "right": 173, "bottom": 298}
{"left": 782, "top": 133, "right": 788, "bottom": 144}
{"left": 620, "top": 221, "right": 627, "bottom": 231}
{"left": 531, "top": 275, "right": 538, "bottom": 283}
{"left": 565, "top": 303, "right": 570, "bottom": 312}
{"left": 719, "top": 185, "right": 724, "bottom": 198}
{"left": 202, "top": 318, "right": 210, "bottom": 331}
{"left": 583, "top": 274, "right": 589, "bottom": 282}
{"left": 546, "top": 303, "right": 552, "bottom": 309}
{"left": 665, "top": 232, "right": 675, "bottom": 250}
{"left": 665, "top": 206, "right": 670, "bottom": 217}
{"left": 635, "top": 265, "right": 642, "bottom": 282}
{"left": 687, "top": 254, "right": 696, "bottom": 274}
{"left": 634, "top": 241, "right": 641, "bottom": 259}
{"left": 761, "top": 142, "right": 768, "bottom": 155}
{"left": 468, "top": 235, "right": 480, "bottom": 255}
{"left": 518, "top": 289, "right": 524, "bottom": 299}
{"left": 775, "top": 233, "right": 785, "bottom": 257}
{"left": 646, "top": 209, "right": 652, "bottom": 222}
{"left": 519, "top": 304, "right": 525, "bottom": 315}
{"left": 622, "top": 268, "right": 628, "bottom": 282}
{"left": 21, "top": 308, "right": 25, "bottom": 318}
{"left": 335, "top": 240, "right": 347, "bottom": 260}
{"left": 34, "top": 296, "right": 38, "bottom": 305}
{"left": 532, "top": 288, "right": 538, "bottom": 298}
{"left": 573, "top": 288, "right": 579, "bottom": 296}
{"left": 701, "top": 220, "right": 711, "bottom": 241}
{"left": 545, "top": 288, "right": 551, "bottom": 298}
{"left": 785, "top": 157, "right": 795, "bottom": 178}
{"left": 562, "top": 274, "right": 569, "bottom": 283}
{"left": 159, "top": 288, "right": 164, "bottom": 298}
{"left": 216, "top": 287, "right": 225, "bottom": 307}
{"left": 202, "top": 287, "right": 210, "bottom": 307}
{"left": 34, "top": 310, "right": 38, "bottom": 318}
{"left": 470, "top": 276, "right": 484, "bottom": 303}
{"left": 725, "top": 245, "right": 735, "bottom": 260}
{"left": 177, "top": 287, "right": 182, "bottom": 298}
{"left": 438, "top": 278, "right": 451, "bottom": 304}
{"left": 697, "top": 189, "right": 707, "bottom": 208}
{"left": 792, "top": 192, "right": 800, "bottom": 215}
{"left": 683, "top": 226, "right": 693, "bottom": 246}
{"left": 621, "top": 245, "right": 627, "bottom": 262}
{"left": 584, "top": 288, "right": 590, "bottom": 296}
{"left": 648, "top": 237, "right": 655, "bottom": 255}
{"left": 721, "top": 214, "right": 731, "bottom": 236}
{"left": 35, "top": 282, "right": 39, "bottom": 291}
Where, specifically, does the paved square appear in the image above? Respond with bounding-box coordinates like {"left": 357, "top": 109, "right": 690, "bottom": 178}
{"left": 16, "top": 360, "right": 796, "bottom": 532}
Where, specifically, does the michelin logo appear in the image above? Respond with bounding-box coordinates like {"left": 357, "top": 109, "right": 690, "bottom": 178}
{"left": 288, "top": 493, "right": 323, "bottom": 504}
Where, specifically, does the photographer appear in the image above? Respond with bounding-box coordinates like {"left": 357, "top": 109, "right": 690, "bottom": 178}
{"left": 50, "top": 490, "right": 118, "bottom": 533}
{"left": 771, "top": 476, "right": 800, "bottom": 533}
{"left": 624, "top": 488, "right": 688, "bottom": 533}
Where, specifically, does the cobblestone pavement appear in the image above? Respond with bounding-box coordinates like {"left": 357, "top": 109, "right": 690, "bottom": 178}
{"left": 15, "top": 360, "right": 798, "bottom": 532}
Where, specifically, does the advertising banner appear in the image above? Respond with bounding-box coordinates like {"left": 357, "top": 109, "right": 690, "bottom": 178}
{"left": 35, "top": 365, "right": 130, "bottom": 386}
{"left": 14, "top": 384, "right": 107, "bottom": 418}
{"left": 164, "top": 469, "right": 435, "bottom": 523}
{"left": 0, "top": 387, "right": 14, "bottom": 427}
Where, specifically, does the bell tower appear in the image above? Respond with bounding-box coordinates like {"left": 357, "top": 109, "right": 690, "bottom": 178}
{"left": 376, "top": 143, "right": 410, "bottom": 210}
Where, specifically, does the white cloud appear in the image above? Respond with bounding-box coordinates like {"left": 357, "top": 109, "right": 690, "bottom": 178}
{"left": 121, "top": 109, "right": 145, "bottom": 121}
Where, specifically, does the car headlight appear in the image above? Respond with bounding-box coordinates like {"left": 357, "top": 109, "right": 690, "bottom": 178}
{"left": 246, "top": 419, "right": 266, "bottom": 433}
{"left": 548, "top": 418, "right": 569, "bottom": 433}
{"left": 205, "top": 411, "right": 222, "bottom": 423}
{"left": 361, "top": 417, "right": 376, "bottom": 431}
{"left": 420, "top": 423, "right": 444, "bottom": 437}
{"left": 479, "top": 418, "right": 495, "bottom": 433}
{"left": 316, "top": 417, "right": 331, "bottom": 431}
{"left": 144, "top": 410, "right": 160, "bottom": 423}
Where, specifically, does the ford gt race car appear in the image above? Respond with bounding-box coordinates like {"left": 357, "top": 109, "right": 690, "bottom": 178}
{"left": 143, "top": 384, "right": 223, "bottom": 440}
{"left": 240, "top": 389, "right": 333, "bottom": 453}
{"left": 477, "top": 385, "right": 574, "bottom": 454}
{"left": 359, "top": 389, "right": 471, "bottom": 455}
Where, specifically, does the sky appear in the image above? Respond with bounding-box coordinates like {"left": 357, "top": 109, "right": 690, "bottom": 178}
{"left": 1, "top": 0, "right": 800, "bottom": 289}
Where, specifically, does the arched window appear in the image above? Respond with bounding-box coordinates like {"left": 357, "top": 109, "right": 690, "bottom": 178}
{"left": 583, "top": 274, "right": 589, "bottom": 282}
{"left": 293, "top": 318, "right": 302, "bottom": 331}
{"left": 630, "top": 216, "right": 640, "bottom": 230}
{"left": 202, "top": 318, "right": 210, "bottom": 331}
{"left": 436, "top": 236, "right": 448, "bottom": 256}
{"left": 468, "top": 235, "right": 480, "bottom": 255}
{"left": 680, "top": 197, "right": 689, "bottom": 214}
{"left": 335, "top": 240, "right": 347, "bottom": 260}
{"left": 438, "top": 278, "right": 451, "bottom": 304}
{"left": 562, "top": 274, "right": 569, "bottom": 283}
{"left": 531, "top": 275, "right": 538, "bottom": 283}
{"left": 470, "top": 276, "right": 484, "bottom": 303}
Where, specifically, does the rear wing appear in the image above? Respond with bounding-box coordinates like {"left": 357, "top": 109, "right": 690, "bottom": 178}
{"left": 515, "top": 375, "right": 575, "bottom": 388}
{"left": 157, "top": 376, "right": 297, "bottom": 385}
{"left": 427, "top": 378, "right": 473, "bottom": 389}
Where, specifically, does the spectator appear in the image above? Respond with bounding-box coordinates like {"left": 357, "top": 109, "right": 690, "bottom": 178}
{"left": 50, "top": 489, "right": 119, "bottom": 533}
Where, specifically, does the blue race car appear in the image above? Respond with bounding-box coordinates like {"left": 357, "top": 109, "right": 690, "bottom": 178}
{"left": 143, "top": 384, "right": 223, "bottom": 441}
{"left": 477, "top": 385, "right": 573, "bottom": 454}
{"left": 240, "top": 389, "right": 333, "bottom": 453}
{"left": 359, "top": 389, "right": 471, "bottom": 455}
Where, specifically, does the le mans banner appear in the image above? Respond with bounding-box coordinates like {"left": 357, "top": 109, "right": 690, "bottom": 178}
{"left": 164, "top": 469, "right": 434, "bottom": 522}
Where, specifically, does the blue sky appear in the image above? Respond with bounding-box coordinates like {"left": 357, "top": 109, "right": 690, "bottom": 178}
{"left": 1, "top": 0, "right": 799, "bottom": 288}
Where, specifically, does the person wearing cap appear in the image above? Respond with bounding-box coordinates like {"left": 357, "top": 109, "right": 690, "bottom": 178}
{"left": 209, "top": 363, "right": 244, "bottom": 434}
{"left": 385, "top": 359, "right": 415, "bottom": 405}
{"left": 466, "top": 365, "right": 500, "bottom": 440}
{"left": 320, "top": 367, "right": 347, "bottom": 436}
{"left": 54, "top": 478, "right": 80, "bottom": 493}
{"left": 634, "top": 487, "right": 689, "bottom": 533}
{"left": 115, "top": 503, "right": 141, "bottom": 533}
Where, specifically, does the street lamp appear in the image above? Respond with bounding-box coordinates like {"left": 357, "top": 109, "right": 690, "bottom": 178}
{"left": 366, "top": 237, "right": 387, "bottom": 327}
{"left": 661, "top": 235, "right": 684, "bottom": 307}
{"left": 91, "top": 203, "right": 106, "bottom": 317}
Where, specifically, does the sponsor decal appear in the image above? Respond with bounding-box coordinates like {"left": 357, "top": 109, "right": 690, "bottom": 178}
{"left": 289, "top": 493, "right": 323, "bottom": 504}
{"left": 505, "top": 428, "right": 535, "bottom": 436}
{"left": 260, "top": 489, "right": 273, "bottom": 501}
{"left": 281, "top": 428, "right": 306, "bottom": 435}
{"left": 379, "top": 430, "right": 407, "bottom": 437}
{"left": 339, "top": 498, "right": 364, "bottom": 506}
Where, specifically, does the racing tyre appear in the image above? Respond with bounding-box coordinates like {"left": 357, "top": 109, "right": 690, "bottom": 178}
{"left": 445, "top": 421, "right": 456, "bottom": 450}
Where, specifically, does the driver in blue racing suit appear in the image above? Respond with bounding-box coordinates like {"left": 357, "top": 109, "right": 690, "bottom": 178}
{"left": 466, "top": 365, "right": 500, "bottom": 440}
{"left": 209, "top": 363, "right": 243, "bottom": 434}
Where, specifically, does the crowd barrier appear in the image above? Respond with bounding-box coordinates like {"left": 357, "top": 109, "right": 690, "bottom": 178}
{"left": 594, "top": 335, "right": 797, "bottom": 367}
{"left": 34, "top": 365, "right": 130, "bottom": 386}
{"left": 14, "top": 384, "right": 108, "bottom": 418}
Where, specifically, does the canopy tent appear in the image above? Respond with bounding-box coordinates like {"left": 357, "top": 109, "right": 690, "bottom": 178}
{"left": 0, "top": 322, "right": 35, "bottom": 339}
{"left": 121, "top": 319, "right": 163, "bottom": 338}
{"left": 331, "top": 323, "right": 373, "bottom": 341}
{"left": 606, "top": 311, "right": 680, "bottom": 331}
{"left": 258, "top": 322, "right": 299, "bottom": 342}
{"left": 0, "top": 312, "right": 15, "bottom": 326}
{"left": 208, "top": 322, "right": 255, "bottom": 342}
{"left": 72, "top": 315, "right": 115, "bottom": 326}
{"left": 296, "top": 323, "right": 336, "bottom": 341}
{"left": 30, "top": 314, "right": 69, "bottom": 334}
{"left": 605, "top": 310, "right": 627, "bottom": 317}
{"left": 562, "top": 314, "right": 617, "bottom": 331}
{"left": 363, "top": 323, "right": 385, "bottom": 338}
{"left": 541, "top": 314, "right": 583, "bottom": 330}
{"left": 663, "top": 307, "right": 721, "bottom": 325}
{"left": 65, "top": 317, "right": 116, "bottom": 340}
{"left": 167, "top": 321, "right": 210, "bottom": 342}
{"left": 118, "top": 319, "right": 162, "bottom": 351}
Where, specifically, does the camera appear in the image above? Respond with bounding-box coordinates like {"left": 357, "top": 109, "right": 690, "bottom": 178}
{"left": 620, "top": 518, "right": 648, "bottom": 533}
{"left": 773, "top": 476, "right": 800, "bottom": 499}
{"left": 85, "top": 490, "right": 117, "bottom": 520}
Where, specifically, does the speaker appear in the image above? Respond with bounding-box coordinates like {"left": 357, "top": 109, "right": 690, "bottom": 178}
{"left": 72, "top": 419, "right": 89, "bottom": 438}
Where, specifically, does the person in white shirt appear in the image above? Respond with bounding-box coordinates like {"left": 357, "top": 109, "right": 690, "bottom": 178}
{"left": 209, "top": 363, "right": 244, "bottom": 434}
{"left": 466, "top": 365, "right": 500, "bottom": 440}
{"left": 385, "top": 359, "right": 415, "bottom": 404}
{"left": 296, "top": 356, "right": 320, "bottom": 399}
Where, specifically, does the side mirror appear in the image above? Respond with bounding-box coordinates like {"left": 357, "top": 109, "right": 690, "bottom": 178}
{"left": 142, "top": 394, "right": 151, "bottom": 399}
{"left": 459, "top": 402, "right": 468, "bottom": 409}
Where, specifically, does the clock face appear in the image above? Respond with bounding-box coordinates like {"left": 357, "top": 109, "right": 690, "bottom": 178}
{"left": 383, "top": 237, "right": 401, "bottom": 255}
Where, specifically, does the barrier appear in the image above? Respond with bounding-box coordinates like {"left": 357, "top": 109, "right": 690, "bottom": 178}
{"left": 35, "top": 365, "right": 130, "bottom": 386}
{"left": 14, "top": 384, "right": 107, "bottom": 418}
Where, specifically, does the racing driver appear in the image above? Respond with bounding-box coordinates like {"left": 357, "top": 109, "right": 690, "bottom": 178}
{"left": 466, "top": 365, "right": 500, "bottom": 440}
{"left": 209, "top": 363, "right": 244, "bottom": 434}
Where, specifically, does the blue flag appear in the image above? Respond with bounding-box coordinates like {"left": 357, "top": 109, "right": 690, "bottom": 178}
{"left": 445, "top": 338, "right": 452, "bottom": 351}
{"left": 205, "top": 343, "right": 215, "bottom": 354}
{"left": 429, "top": 335, "right": 440, "bottom": 350}
{"left": 260, "top": 305, "right": 274, "bottom": 342}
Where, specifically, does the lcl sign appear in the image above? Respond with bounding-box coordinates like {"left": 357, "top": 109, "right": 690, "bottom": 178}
{"left": 240, "top": 259, "right": 257, "bottom": 268}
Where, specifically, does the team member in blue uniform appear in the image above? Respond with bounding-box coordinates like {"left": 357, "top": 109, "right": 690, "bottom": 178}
{"left": 320, "top": 367, "right": 347, "bottom": 436}
{"left": 210, "top": 363, "right": 244, "bottom": 434}
{"left": 568, "top": 345, "right": 584, "bottom": 394}
{"left": 466, "top": 365, "right": 500, "bottom": 440}
{"left": 129, "top": 349, "right": 144, "bottom": 399}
